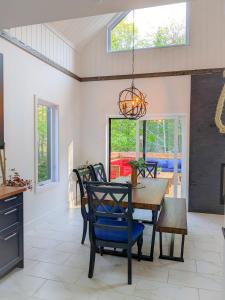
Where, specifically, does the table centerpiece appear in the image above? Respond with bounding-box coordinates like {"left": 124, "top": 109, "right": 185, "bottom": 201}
{"left": 128, "top": 158, "right": 146, "bottom": 187}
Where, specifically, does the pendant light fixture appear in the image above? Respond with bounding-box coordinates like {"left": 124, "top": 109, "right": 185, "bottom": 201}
{"left": 118, "top": 10, "right": 148, "bottom": 120}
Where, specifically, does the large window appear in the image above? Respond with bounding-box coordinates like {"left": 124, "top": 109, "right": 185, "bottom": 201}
{"left": 108, "top": 2, "right": 188, "bottom": 52}
{"left": 35, "top": 98, "right": 59, "bottom": 189}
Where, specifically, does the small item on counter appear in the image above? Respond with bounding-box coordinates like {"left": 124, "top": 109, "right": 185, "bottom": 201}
{"left": 5, "top": 168, "right": 32, "bottom": 190}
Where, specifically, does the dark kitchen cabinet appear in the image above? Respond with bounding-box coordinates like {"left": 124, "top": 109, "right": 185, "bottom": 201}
{"left": 0, "top": 187, "right": 26, "bottom": 277}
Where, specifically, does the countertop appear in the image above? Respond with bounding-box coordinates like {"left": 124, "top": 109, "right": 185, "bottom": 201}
{"left": 0, "top": 186, "right": 26, "bottom": 200}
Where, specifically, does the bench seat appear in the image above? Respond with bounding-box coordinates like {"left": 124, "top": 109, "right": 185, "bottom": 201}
{"left": 156, "top": 198, "right": 187, "bottom": 235}
{"left": 156, "top": 198, "right": 187, "bottom": 262}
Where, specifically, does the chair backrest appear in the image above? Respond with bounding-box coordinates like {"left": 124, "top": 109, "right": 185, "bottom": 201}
{"left": 86, "top": 182, "right": 132, "bottom": 243}
{"left": 73, "top": 167, "right": 92, "bottom": 198}
{"left": 89, "top": 163, "right": 107, "bottom": 182}
{"left": 138, "top": 162, "right": 158, "bottom": 178}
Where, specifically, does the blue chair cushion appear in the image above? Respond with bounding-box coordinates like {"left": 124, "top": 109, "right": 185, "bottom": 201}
{"left": 158, "top": 159, "right": 168, "bottom": 168}
{"left": 96, "top": 205, "right": 125, "bottom": 221}
{"left": 178, "top": 159, "right": 181, "bottom": 169}
{"left": 95, "top": 219, "right": 144, "bottom": 243}
{"left": 146, "top": 158, "right": 157, "bottom": 163}
{"left": 97, "top": 205, "right": 124, "bottom": 213}
{"left": 168, "top": 160, "right": 174, "bottom": 169}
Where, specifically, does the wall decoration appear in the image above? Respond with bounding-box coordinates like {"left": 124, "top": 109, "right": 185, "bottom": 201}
{"left": 215, "top": 70, "right": 225, "bottom": 133}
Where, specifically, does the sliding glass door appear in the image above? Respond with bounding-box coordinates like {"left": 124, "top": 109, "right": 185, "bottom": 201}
{"left": 109, "top": 118, "right": 136, "bottom": 180}
{"left": 139, "top": 118, "right": 183, "bottom": 198}
{"left": 108, "top": 116, "right": 186, "bottom": 198}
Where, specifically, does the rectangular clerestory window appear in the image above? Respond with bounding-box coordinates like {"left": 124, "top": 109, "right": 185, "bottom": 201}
{"left": 108, "top": 2, "right": 188, "bottom": 52}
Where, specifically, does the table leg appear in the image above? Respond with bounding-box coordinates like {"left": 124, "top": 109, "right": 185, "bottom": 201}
{"left": 75, "top": 180, "right": 78, "bottom": 206}
{"left": 150, "top": 210, "right": 158, "bottom": 261}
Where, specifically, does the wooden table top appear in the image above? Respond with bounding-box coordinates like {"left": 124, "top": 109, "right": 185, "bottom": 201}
{"left": 83, "top": 178, "right": 168, "bottom": 211}
{"left": 0, "top": 186, "right": 26, "bottom": 200}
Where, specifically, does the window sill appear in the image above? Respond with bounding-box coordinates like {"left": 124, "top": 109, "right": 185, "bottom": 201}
{"left": 35, "top": 181, "right": 59, "bottom": 194}
{"left": 107, "top": 43, "right": 189, "bottom": 54}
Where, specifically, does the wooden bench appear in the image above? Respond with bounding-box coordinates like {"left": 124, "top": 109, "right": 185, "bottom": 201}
{"left": 156, "top": 198, "right": 187, "bottom": 262}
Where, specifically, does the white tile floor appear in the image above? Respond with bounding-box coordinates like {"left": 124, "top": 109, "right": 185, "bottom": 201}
{"left": 0, "top": 206, "right": 224, "bottom": 300}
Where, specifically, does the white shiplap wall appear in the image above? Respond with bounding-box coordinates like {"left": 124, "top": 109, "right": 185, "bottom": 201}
{"left": 49, "top": 13, "right": 116, "bottom": 52}
{"left": 3, "top": 24, "right": 81, "bottom": 75}
{"left": 80, "top": 0, "right": 225, "bottom": 77}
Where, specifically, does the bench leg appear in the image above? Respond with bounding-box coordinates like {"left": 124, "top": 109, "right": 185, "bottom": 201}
{"left": 159, "top": 232, "right": 163, "bottom": 257}
{"left": 150, "top": 210, "right": 158, "bottom": 261}
{"left": 169, "top": 234, "right": 175, "bottom": 257}
{"left": 180, "top": 235, "right": 185, "bottom": 261}
{"left": 159, "top": 233, "right": 185, "bottom": 262}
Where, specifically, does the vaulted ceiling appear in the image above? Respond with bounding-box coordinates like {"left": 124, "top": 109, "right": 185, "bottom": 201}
{"left": 49, "top": 13, "right": 116, "bottom": 52}
{"left": 0, "top": 0, "right": 183, "bottom": 29}
{"left": 46, "top": 0, "right": 186, "bottom": 54}
{"left": 0, "top": 0, "right": 179, "bottom": 29}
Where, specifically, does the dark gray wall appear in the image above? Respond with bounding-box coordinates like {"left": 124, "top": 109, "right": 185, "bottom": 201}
{"left": 189, "top": 72, "right": 225, "bottom": 214}
{"left": 0, "top": 54, "right": 3, "bottom": 149}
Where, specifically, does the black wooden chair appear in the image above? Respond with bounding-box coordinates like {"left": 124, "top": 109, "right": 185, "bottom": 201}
{"left": 86, "top": 181, "right": 144, "bottom": 285}
{"left": 73, "top": 166, "right": 124, "bottom": 244}
{"left": 137, "top": 162, "right": 158, "bottom": 224}
{"left": 90, "top": 163, "right": 126, "bottom": 216}
{"left": 137, "top": 162, "right": 158, "bottom": 178}
{"left": 73, "top": 167, "right": 92, "bottom": 244}
{"left": 89, "top": 163, "right": 107, "bottom": 182}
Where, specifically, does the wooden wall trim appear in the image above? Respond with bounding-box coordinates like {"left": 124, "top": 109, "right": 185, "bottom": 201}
{"left": 0, "top": 32, "right": 81, "bottom": 82}
{"left": 0, "top": 32, "right": 224, "bottom": 82}
{"left": 80, "top": 68, "right": 225, "bottom": 82}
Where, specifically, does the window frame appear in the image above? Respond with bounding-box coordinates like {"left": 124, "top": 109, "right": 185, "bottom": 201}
{"left": 107, "top": 1, "right": 190, "bottom": 53}
{"left": 107, "top": 114, "right": 188, "bottom": 199}
{"left": 34, "top": 96, "right": 59, "bottom": 192}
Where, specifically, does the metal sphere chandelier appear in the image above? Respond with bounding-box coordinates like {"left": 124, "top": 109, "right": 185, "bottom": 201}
{"left": 118, "top": 10, "right": 148, "bottom": 120}
{"left": 118, "top": 84, "right": 147, "bottom": 119}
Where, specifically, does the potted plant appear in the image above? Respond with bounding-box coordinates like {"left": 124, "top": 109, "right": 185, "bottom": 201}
{"left": 128, "top": 158, "right": 146, "bottom": 187}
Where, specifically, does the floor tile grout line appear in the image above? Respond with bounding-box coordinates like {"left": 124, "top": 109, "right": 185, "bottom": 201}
{"left": 17, "top": 208, "right": 225, "bottom": 298}
{"left": 24, "top": 261, "right": 88, "bottom": 280}
{"left": 30, "top": 277, "right": 48, "bottom": 298}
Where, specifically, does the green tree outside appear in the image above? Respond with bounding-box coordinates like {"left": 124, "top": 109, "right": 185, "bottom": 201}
{"left": 111, "top": 18, "right": 185, "bottom": 51}
{"left": 111, "top": 119, "right": 181, "bottom": 154}
{"left": 38, "top": 105, "right": 50, "bottom": 182}
{"left": 152, "top": 22, "right": 185, "bottom": 47}
{"left": 111, "top": 119, "right": 136, "bottom": 152}
{"left": 111, "top": 19, "right": 149, "bottom": 51}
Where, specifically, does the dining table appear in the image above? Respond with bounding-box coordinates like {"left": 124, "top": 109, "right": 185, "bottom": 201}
{"left": 83, "top": 177, "right": 168, "bottom": 261}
